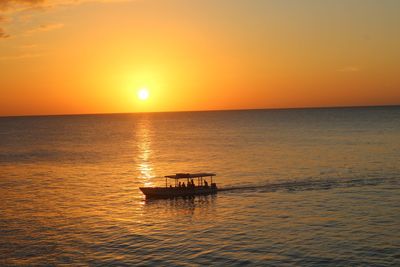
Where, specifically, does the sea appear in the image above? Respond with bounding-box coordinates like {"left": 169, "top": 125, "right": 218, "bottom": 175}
{"left": 0, "top": 106, "right": 399, "bottom": 266}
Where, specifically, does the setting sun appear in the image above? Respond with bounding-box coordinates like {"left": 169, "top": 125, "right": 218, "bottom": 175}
{"left": 138, "top": 88, "right": 150, "bottom": 101}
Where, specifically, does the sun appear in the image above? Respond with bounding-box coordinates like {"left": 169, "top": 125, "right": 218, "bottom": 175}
{"left": 137, "top": 88, "right": 149, "bottom": 101}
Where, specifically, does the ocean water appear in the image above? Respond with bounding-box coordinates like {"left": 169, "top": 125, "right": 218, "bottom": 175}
{"left": 0, "top": 107, "right": 399, "bottom": 266}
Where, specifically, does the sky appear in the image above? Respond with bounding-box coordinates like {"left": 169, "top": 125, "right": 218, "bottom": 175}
{"left": 0, "top": 0, "right": 399, "bottom": 116}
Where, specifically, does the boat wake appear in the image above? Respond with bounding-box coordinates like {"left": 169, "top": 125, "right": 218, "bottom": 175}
{"left": 219, "top": 176, "right": 399, "bottom": 194}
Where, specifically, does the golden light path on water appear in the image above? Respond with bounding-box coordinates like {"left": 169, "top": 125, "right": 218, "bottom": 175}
{"left": 135, "top": 116, "right": 154, "bottom": 187}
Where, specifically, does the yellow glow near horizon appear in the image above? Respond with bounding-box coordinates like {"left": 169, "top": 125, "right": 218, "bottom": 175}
{"left": 138, "top": 88, "right": 150, "bottom": 101}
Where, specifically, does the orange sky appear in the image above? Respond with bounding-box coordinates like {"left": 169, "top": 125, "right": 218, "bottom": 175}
{"left": 0, "top": 0, "right": 399, "bottom": 116}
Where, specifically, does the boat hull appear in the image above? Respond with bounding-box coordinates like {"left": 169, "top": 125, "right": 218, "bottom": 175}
{"left": 140, "top": 186, "right": 217, "bottom": 198}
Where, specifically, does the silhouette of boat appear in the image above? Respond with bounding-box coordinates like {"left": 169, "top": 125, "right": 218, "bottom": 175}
{"left": 140, "top": 173, "right": 217, "bottom": 198}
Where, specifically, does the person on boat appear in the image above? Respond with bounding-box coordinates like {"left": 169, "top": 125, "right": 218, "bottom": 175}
{"left": 178, "top": 182, "right": 181, "bottom": 187}
{"left": 204, "top": 180, "right": 209, "bottom": 188}
{"left": 190, "top": 179, "right": 195, "bottom": 187}
{"left": 182, "top": 182, "right": 186, "bottom": 188}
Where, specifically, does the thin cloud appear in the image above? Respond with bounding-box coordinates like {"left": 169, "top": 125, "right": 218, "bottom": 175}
{"left": 26, "top": 23, "right": 64, "bottom": 35}
{"left": 19, "top": 43, "right": 38, "bottom": 49}
{"left": 0, "top": 0, "right": 44, "bottom": 11}
{"left": 337, "top": 66, "right": 360, "bottom": 72}
{"left": 0, "top": 52, "right": 42, "bottom": 60}
{"left": 0, "top": 16, "right": 10, "bottom": 38}
{"left": 0, "top": 0, "right": 130, "bottom": 38}
{"left": 1, "top": 0, "right": 129, "bottom": 10}
{"left": 0, "top": 28, "right": 10, "bottom": 38}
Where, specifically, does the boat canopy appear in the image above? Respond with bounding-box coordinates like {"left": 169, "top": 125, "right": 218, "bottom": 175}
{"left": 164, "top": 173, "right": 216, "bottom": 179}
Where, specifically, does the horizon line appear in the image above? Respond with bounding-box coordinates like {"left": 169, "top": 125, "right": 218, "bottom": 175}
{"left": 1, "top": 103, "right": 399, "bottom": 118}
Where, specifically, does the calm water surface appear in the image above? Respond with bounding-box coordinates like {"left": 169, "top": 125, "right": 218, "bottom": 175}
{"left": 1, "top": 107, "right": 400, "bottom": 266}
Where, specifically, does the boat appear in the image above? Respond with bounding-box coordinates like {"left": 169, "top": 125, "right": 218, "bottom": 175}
{"left": 139, "top": 173, "right": 217, "bottom": 198}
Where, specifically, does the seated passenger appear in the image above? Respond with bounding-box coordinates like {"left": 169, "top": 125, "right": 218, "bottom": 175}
{"left": 204, "top": 180, "right": 209, "bottom": 188}
{"left": 182, "top": 182, "right": 186, "bottom": 188}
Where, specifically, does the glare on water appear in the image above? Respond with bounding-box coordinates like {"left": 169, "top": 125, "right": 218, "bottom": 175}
{"left": 135, "top": 116, "right": 155, "bottom": 187}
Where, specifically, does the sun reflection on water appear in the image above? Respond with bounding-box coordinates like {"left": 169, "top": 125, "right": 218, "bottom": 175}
{"left": 136, "top": 117, "right": 154, "bottom": 187}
